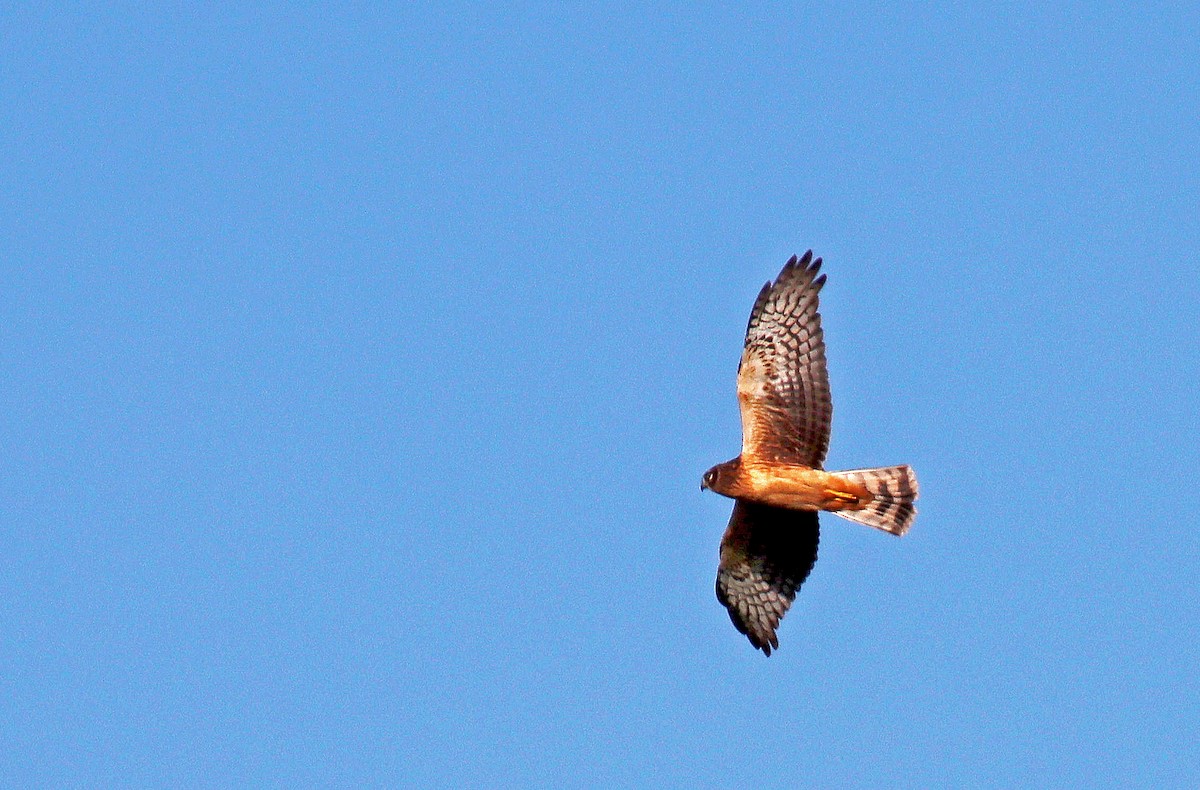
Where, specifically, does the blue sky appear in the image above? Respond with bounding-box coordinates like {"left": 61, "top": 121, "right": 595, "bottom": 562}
{"left": 3, "top": 3, "right": 1199, "bottom": 787}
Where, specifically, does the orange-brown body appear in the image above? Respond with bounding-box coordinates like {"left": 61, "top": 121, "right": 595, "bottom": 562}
{"left": 703, "top": 457, "right": 874, "bottom": 512}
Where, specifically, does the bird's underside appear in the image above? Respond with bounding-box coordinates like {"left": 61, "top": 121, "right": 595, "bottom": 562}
{"left": 703, "top": 252, "right": 919, "bottom": 655}
{"left": 714, "top": 459, "right": 874, "bottom": 512}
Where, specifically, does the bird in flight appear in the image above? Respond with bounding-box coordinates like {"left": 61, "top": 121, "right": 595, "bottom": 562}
{"left": 701, "top": 252, "right": 918, "bottom": 655}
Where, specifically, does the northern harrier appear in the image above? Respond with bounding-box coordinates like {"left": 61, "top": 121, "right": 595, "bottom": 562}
{"left": 702, "top": 252, "right": 918, "bottom": 655}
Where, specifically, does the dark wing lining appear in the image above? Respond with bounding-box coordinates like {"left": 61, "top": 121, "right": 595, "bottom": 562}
{"left": 737, "top": 251, "right": 832, "bottom": 467}
{"left": 715, "top": 500, "right": 820, "bottom": 656}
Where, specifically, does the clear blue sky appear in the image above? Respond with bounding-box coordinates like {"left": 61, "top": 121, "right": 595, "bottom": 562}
{"left": 4, "top": 4, "right": 1198, "bottom": 787}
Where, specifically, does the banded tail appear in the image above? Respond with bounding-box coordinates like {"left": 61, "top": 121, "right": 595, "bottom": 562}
{"left": 835, "top": 465, "right": 919, "bottom": 536}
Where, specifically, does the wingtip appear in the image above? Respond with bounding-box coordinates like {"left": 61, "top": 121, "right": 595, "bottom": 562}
{"left": 779, "top": 250, "right": 823, "bottom": 283}
{"left": 745, "top": 630, "right": 774, "bottom": 656}
{"left": 775, "top": 255, "right": 800, "bottom": 286}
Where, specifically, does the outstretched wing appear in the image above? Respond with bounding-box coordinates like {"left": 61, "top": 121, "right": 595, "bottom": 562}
{"left": 716, "top": 501, "right": 820, "bottom": 656}
{"left": 737, "top": 251, "right": 831, "bottom": 468}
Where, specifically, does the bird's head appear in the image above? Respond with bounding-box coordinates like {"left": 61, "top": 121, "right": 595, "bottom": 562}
{"left": 700, "top": 465, "right": 723, "bottom": 493}
{"left": 701, "top": 458, "right": 741, "bottom": 496}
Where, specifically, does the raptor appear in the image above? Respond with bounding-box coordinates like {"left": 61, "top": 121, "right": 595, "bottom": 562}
{"left": 702, "top": 252, "right": 918, "bottom": 655}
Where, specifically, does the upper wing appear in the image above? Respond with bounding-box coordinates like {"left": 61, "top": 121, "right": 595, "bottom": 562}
{"left": 715, "top": 500, "right": 820, "bottom": 656}
{"left": 737, "top": 251, "right": 831, "bottom": 468}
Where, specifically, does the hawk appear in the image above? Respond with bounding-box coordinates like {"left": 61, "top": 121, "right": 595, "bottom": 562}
{"left": 701, "top": 252, "right": 918, "bottom": 655}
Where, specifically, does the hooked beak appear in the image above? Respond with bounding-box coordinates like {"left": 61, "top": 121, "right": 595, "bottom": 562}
{"left": 700, "top": 480, "right": 709, "bottom": 492}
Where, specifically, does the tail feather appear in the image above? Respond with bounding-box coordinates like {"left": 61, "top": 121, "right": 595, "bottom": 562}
{"left": 835, "top": 465, "right": 918, "bottom": 536}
